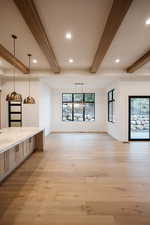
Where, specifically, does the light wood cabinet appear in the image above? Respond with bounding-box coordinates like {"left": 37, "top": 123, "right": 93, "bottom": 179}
{"left": 15, "top": 145, "right": 21, "bottom": 163}
{"left": 0, "top": 129, "right": 44, "bottom": 183}
{"left": 29, "top": 137, "right": 35, "bottom": 153}
{"left": 4, "top": 151, "right": 9, "bottom": 173}
{"left": 0, "top": 136, "right": 36, "bottom": 182}
{"left": 0, "top": 153, "right": 5, "bottom": 179}
{"left": 9, "top": 147, "right": 16, "bottom": 170}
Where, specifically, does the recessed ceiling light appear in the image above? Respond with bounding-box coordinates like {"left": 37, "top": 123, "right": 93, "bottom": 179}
{"left": 145, "top": 17, "right": 150, "bottom": 25}
{"left": 65, "top": 32, "right": 72, "bottom": 40}
{"left": 32, "top": 59, "right": 37, "bottom": 64}
{"left": 115, "top": 59, "right": 120, "bottom": 63}
{"left": 69, "top": 58, "right": 74, "bottom": 63}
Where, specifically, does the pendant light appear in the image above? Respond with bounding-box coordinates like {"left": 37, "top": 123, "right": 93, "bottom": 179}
{"left": 80, "top": 83, "right": 85, "bottom": 109}
{"left": 6, "top": 35, "right": 22, "bottom": 102}
{"left": 74, "top": 82, "right": 85, "bottom": 109}
{"left": 23, "top": 54, "right": 36, "bottom": 104}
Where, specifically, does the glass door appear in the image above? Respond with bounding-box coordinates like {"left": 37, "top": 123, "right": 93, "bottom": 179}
{"left": 129, "top": 97, "right": 150, "bottom": 140}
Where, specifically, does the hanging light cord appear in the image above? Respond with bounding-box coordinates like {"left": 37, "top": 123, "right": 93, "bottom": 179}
{"left": 28, "top": 54, "right": 31, "bottom": 96}
{"left": 82, "top": 84, "right": 85, "bottom": 108}
{"left": 12, "top": 35, "right": 17, "bottom": 92}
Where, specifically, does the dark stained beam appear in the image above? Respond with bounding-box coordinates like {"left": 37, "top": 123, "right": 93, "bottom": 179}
{"left": 14, "top": 0, "right": 60, "bottom": 73}
{"left": 0, "top": 44, "right": 29, "bottom": 74}
{"left": 90, "top": 0, "right": 133, "bottom": 73}
{"left": 127, "top": 50, "right": 150, "bottom": 73}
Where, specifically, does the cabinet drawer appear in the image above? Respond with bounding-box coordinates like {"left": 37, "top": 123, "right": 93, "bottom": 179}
{"left": 24, "top": 139, "right": 30, "bottom": 156}
{"left": 9, "top": 147, "right": 16, "bottom": 170}
{"left": 0, "top": 153, "right": 5, "bottom": 177}
{"left": 0, "top": 151, "right": 10, "bottom": 180}
{"left": 29, "top": 137, "right": 35, "bottom": 153}
{"left": 15, "top": 145, "right": 22, "bottom": 163}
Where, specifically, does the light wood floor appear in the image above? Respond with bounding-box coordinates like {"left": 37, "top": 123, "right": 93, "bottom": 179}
{"left": 1, "top": 133, "right": 150, "bottom": 225}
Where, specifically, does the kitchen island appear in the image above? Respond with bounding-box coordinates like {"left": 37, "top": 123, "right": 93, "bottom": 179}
{"left": 0, "top": 127, "right": 44, "bottom": 182}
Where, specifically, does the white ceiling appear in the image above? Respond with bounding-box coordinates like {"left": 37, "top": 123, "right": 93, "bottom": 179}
{"left": 101, "top": 0, "right": 150, "bottom": 70}
{"left": 41, "top": 73, "right": 119, "bottom": 89}
{"left": 0, "top": 0, "right": 49, "bottom": 70}
{"left": 35, "top": 0, "right": 112, "bottom": 69}
{"left": 0, "top": 0, "right": 149, "bottom": 87}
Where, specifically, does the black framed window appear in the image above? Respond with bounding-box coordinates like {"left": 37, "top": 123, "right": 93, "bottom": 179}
{"left": 62, "top": 93, "right": 95, "bottom": 121}
{"left": 108, "top": 89, "right": 115, "bottom": 122}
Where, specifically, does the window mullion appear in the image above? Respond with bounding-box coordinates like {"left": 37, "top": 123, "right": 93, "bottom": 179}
{"left": 83, "top": 94, "right": 85, "bottom": 121}
{"left": 72, "top": 93, "right": 74, "bottom": 121}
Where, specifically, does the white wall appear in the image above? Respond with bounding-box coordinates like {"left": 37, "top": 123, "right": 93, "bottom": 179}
{"left": 1, "top": 79, "right": 52, "bottom": 136}
{"left": 1, "top": 79, "right": 39, "bottom": 128}
{"left": 39, "top": 81, "right": 52, "bottom": 135}
{"left": 107, "top": 80, "right": 150, "bottom": 142}
{"left": 51, "top": 88, "right": 106, "bottom": 132}
{"left": 2, "top": 82, "right": 106, "bottom": 134}
{"left": 3, "top": 78, "right": 150, "bottom": 139}
{"left": 106, "top": 81, "right": 122, "bottom": 141}
{"left": 120, "top": 81, "right": 150, "bottom": 142}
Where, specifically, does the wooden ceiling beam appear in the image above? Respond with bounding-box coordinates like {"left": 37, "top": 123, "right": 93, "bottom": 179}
{"left": 0, "top": 44, "right": 29, "bottom": 74}
{"left": 127, "top": 50, "right": 150, "bottom": 73}
{"left": 90, "top": 0, "right": 133, "bottom": 73}
{"left": 14, "top": 0, "right": 60, "bottom": 73}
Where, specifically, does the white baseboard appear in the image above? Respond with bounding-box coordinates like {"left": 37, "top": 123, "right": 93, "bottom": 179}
{"left": 51, "top": 131, "right": 107, "bottom": 134}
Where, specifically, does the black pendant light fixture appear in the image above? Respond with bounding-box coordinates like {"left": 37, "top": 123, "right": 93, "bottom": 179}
{"left": 23, "top": 54, "right": 36, "bottom": 104}
{"left": 6, "top": 35, "right": 22, "bottom": 102}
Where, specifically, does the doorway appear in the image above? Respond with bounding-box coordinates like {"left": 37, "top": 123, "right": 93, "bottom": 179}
{"left": 129, "top": 96, "right": 150, "bottom": 141}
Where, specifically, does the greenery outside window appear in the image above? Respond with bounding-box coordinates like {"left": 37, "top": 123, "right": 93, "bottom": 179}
{"left": 62, "top": 93, "right": 95, "bottom": 121}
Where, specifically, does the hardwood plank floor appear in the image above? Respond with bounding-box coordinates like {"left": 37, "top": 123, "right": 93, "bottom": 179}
{"left": 1, "top": 133, "right": 150, "bottom": 225}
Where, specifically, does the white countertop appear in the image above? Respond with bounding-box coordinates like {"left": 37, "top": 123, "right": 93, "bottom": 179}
{"left": 0, "top": 127, "right": 44, "bottom": 153}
